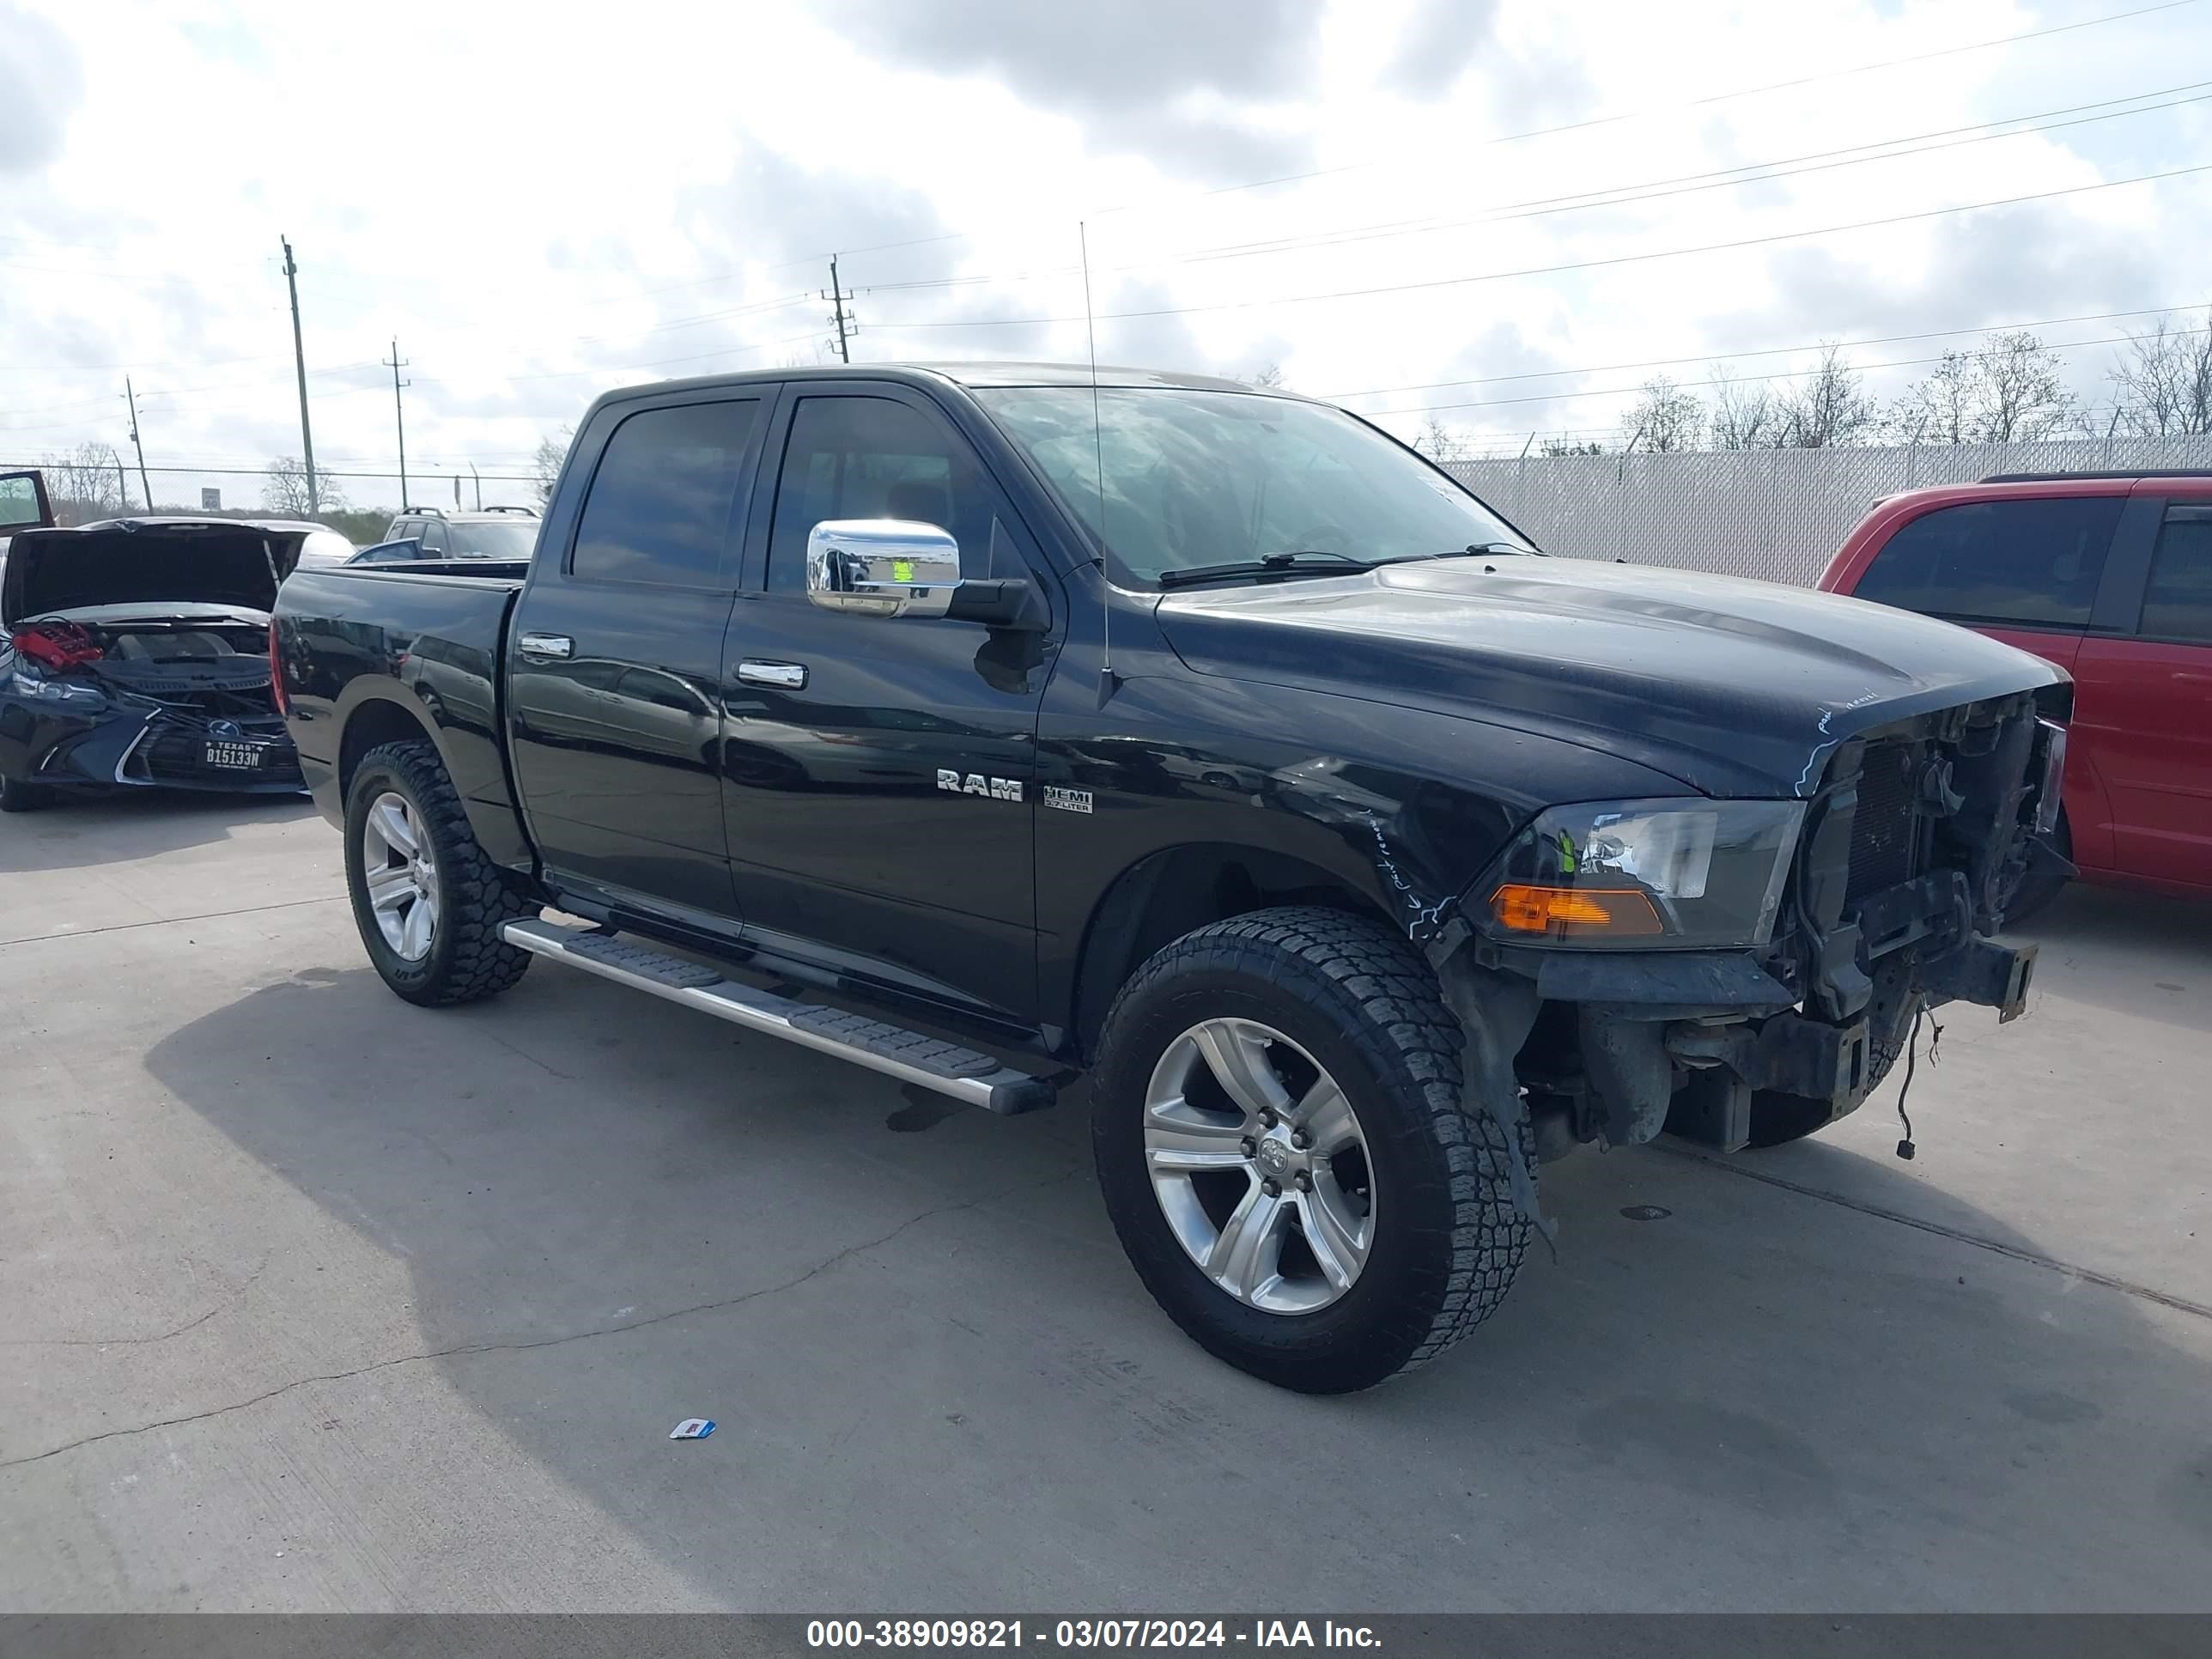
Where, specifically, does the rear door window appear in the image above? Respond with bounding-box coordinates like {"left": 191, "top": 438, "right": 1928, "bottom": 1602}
{"left": 1852, "top": 497, "right": 2123, "bottom": 628}
{"left": 2141, "top": 505, "right": 2212, "bottom": 645}
{"left": 570, "top": 399, "right": 760, "bottom": 586}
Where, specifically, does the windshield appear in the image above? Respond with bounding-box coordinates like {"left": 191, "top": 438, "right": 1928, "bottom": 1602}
{"left": 447, "top": 519, "right": 538, "bottom": 559}
{"left": 975, "top": 386, "right": 1529, "bottom": 584}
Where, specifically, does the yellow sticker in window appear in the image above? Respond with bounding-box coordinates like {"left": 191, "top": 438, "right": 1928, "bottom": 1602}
{"left": 892, "top": 559, "right": 915, "bottom": 583}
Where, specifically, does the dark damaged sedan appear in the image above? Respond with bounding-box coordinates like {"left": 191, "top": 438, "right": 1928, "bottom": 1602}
{"left": 0, "top": 517, "right": 310, "bottom": 811}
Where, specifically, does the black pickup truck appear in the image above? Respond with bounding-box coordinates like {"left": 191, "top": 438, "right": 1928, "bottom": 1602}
{"left": 273, "top": 363, "right": 2069, "bottom": 1393}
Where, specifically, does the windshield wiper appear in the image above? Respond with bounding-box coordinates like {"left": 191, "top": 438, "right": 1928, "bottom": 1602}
{"left": 1398, "top": 542, "right": 1540, "bottom": 561}
{"left": 1157, "top": 550, "right": 1378, "bottom": 588}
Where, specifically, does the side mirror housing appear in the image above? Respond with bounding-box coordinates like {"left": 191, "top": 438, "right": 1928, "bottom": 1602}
{"left": 806, "top": 520, "right": 963, "bottom": 618}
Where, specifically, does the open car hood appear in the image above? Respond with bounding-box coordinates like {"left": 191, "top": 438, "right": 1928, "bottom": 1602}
{"left": 2, "top": 519, "right": 307, "bottom": 626}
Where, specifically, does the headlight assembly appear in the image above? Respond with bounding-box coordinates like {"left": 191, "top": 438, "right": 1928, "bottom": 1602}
{"left": 9, "top": 668, "right": 107, "bottom": 707}
{"left": 1479, "top": 798, "right": 1804, "bottom": 949}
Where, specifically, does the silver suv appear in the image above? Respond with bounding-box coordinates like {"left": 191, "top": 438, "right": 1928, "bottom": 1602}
{"left": 382, "top": 504, "right": 540, "bottom": 560}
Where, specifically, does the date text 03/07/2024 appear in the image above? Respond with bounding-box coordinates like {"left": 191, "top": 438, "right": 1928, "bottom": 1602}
{"left": 804, "top": 1620, "right": 1382, "bottom": 1650}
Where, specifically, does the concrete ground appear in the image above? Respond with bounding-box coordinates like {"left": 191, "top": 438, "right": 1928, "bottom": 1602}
{"left": 1, "top": 790, "right": 2208, "bottom": 1613}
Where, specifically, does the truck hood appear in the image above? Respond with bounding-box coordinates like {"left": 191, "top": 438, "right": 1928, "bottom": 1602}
{"left": 2, "top": 519, "right": 306, "bottom": 626}
{"left": 1154, "top": 556, "right": 2069, "bottom": 798}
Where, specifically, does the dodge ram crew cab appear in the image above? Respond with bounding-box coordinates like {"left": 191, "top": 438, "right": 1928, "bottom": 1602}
{"left": 272, "top": 364, "right": 2068, "bottom": 1393}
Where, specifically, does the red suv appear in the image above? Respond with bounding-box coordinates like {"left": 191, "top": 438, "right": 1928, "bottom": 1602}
{"left": 1820, "top": 472, "right": 2212, "bottom": 910}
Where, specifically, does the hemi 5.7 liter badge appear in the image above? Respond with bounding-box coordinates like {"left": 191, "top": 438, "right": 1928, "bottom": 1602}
{"left": 1043, "top": 786, "right": 1093, "bottom": 814}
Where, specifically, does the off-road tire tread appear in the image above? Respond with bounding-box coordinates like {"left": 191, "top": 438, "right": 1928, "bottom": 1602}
{"left": 1094, "top": 905, "right": 1528, "bottom": 1391}
{"left": 351, "top": 738, "right": 534, "bottom": 1005}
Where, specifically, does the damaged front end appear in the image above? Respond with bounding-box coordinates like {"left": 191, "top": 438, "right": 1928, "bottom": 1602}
{"left": 1443, "top": 685, "right": 2070, "bottom": 1162}
{"left": 2, "top": 617, "right": 301, "bottom": 793}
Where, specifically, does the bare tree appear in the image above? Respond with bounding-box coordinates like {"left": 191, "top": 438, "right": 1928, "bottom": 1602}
{"left": 1538, "top": 436, "right": 1606, "bottom": 457}
{"left": 1972, "top": 331, "right": 2075, "bottom": 443}
{"left": 1888, "top": 350, "right": 1975, "bottom": 445}
{"left": 1778, "top": 345, "right": 1878, "bottom": 448}
{"left": 1708, "top": 368, "right": 1781, "bottom": 450}
{"left": 532, "top": 427, "right": 574, "bottom": 507}
{"left": 1245, "top": 362, "right": 1290, "bottom": 392}
{"left": 42, "top": 441, "right": 126, "bottom": 524}
{"left": 1622, "top": 374, "right": 1704, "bottom": 453}
{"left": 2109, "top": 313, "right": 2212, "bottom": 435}
{"left": 263, "top": 455, "right": 349, "bottom": 516}
{"left": 1890, "top": 332, "right": 2077, "bottom": 445}
{"left": 1414, "top": 412, "right": 1468, "bottom": 462}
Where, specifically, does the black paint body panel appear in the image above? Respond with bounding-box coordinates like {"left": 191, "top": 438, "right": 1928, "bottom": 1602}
{"left": 275, "top": 364, "right": 2067, "bottom": 1067}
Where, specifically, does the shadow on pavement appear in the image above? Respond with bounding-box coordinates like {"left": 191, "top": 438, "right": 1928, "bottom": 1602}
{"left": 2002, "top": 881, "right": 2212, "bottom": 1028}
{"left": 0, "top": 788, "right": 317, "bottom": 877}
{"left": 142, "top": 964, "right": 2212, "bottom": 1608}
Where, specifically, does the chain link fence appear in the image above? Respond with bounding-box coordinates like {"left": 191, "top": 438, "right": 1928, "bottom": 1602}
{"left": 1444, "top": 434, "right": 2212, "bottom": 587}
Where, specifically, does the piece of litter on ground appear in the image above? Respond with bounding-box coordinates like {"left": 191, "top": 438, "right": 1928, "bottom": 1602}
{"left": 669, "top": 1418, "right": 715, "bottom": 1440}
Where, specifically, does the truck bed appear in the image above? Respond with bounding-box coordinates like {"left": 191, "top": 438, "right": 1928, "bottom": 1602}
{"left": 274, "top": 560, "right": 532, "bottom": 868}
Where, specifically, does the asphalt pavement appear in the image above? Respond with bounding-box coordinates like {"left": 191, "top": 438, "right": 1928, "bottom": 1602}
{"left": 2, "top": 790, "right": 2208, "bottom": 1611}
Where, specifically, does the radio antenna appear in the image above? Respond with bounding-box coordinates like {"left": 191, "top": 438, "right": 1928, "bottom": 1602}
{"left": 1081, "top": 220, "right": 1117, "bottom": 701}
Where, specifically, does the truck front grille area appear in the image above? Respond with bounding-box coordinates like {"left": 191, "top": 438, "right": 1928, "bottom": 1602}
{"left": 1845, "top": 742, "right": 1922, "bottom": 903}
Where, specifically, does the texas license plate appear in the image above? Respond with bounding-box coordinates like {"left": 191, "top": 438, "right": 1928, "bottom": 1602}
{"left": 202, "top": 740, "right": 267, "bottom": 769}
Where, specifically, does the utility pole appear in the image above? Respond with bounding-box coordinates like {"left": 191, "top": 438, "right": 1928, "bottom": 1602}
{"left": 124, "top": 378, "right": 153, "bottom": 510}
{"left": 470, "top": 463, "right": 481, "bottom": 509}
{"left": 281, "top": 235, "right": 319, "bottom": 514}
{"left": 823, "top": 256, "right": 854, "bottom": 364}
{"left": 383, "top": 339, "right": 411, "bottom": 509}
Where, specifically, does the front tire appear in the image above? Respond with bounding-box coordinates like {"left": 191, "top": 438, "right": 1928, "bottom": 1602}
{"left": 343, "top": 738, "right": 536, "bottom": 1006}
{"left": 1091, "top": 907, "right": 1528, "bottom": 1394}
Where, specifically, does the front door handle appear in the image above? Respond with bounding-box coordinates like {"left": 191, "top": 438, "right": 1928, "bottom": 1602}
{"left": 518, "top": 632, "right": 574, "bottom": 662}
{"left": 737, "top": 659, "right": 808, "bottom": 690}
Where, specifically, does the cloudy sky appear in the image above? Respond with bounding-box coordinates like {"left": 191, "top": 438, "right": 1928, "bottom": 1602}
{"left": 2, "top": 0, "right": 2206, "bottom": 511}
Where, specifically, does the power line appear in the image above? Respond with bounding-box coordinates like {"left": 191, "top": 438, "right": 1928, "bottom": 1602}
{"left": 756, "top": 0, "right": 2203, "bottom": 277}
{"left": 1125, "top": 0, "right": 2211, "bottom": 210}
{"left": 855, "top": 80, "right": 2212, "bottom": 301}
{"left": 1362, "top": 324, "right": 2212, "bottom": 419}
{"left": 1324, "top": 301, "right": 2212, "bottom": 403}
{"left": 859, "top": 161, "right": 2212, "bottom": 332}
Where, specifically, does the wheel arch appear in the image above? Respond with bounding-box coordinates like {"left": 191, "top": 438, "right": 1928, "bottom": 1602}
{"left": 334, "top": 689, "right": 536, "bottom": 872}
{"left": 1063, "top": 842, "right": 1401, "bottom": 1064}
{"left": 337, "top": 694, "right": 438, "bottom": 803}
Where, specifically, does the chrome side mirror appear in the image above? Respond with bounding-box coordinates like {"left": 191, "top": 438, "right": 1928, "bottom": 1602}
{"left": 805, "top": 520, "right": 962, "bottom": 618}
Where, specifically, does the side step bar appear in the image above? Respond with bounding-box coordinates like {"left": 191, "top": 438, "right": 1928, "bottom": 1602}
{"left": 500, "top": 918, "right": 1056, "bottom": 1115}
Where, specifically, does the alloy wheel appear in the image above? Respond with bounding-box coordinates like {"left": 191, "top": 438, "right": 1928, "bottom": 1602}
{"left": 362, "top": 791, "right": 440, "bottom": 961}
{"left": 1141, "top": 1018, "right": 1376, "bottom": 1315}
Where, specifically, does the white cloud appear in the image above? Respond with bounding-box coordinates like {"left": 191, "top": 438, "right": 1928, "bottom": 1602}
{"left": 0, "top": 0, "right": 2203, "bottom": 509}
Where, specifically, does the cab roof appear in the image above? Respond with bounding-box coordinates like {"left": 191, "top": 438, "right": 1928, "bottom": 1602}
{"left": 603, "top": 361, "right": 1308, "bottom": 404}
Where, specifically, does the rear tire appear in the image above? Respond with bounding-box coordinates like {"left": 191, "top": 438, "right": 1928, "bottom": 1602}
{"left": 1091, "top": 906, "right": 1528, "bottom": 1394}
{"left": 0, "top": 773, "right": 54, "bottom": 812}
{"left": 343, "top": 738, "right": 536, "bottom": 1006}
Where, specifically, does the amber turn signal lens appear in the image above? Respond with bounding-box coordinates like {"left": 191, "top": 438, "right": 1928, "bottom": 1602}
{"left": 1489, "top": 884, "right": 1665, "bottom": 937}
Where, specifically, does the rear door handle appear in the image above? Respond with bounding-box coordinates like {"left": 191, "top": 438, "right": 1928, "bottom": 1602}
{"left": 518, "top": 632, "right": 574, "bottom": 662}
{"left": 737, "top": 660, "right": 808, "bottom": 690}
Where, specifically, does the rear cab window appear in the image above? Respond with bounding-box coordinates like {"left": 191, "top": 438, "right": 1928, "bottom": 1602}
{"left": 2142, "top": 504, "right": 2212, "bottom": 645}
{"left": 568, "top": 399, "right": 761, "bottom": 586}
{"left": 1852, "top": 496, "right": 2123, "bottom": 629}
